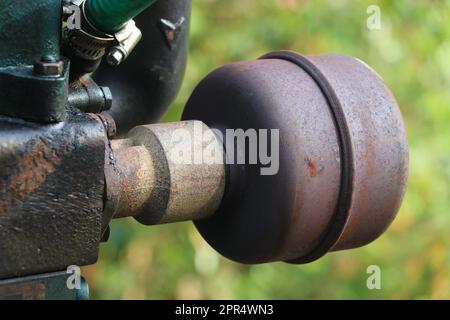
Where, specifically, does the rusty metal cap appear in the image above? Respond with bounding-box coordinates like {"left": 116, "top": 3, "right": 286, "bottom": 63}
{"left": 182, "top": 51, "right": 409, "bottom": 264}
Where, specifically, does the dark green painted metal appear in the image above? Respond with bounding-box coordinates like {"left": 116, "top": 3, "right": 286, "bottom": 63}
{"left": 0, "top": 62, "right": 69, "bottom": 123}
{"left": 0, "top": 0, "right": 62, "bottom": 67}
{"left": 85, "top": 0, "right": 158, "bottom": 33}
{"left": 0, "top": 0, "right": 68, "bottom": 123}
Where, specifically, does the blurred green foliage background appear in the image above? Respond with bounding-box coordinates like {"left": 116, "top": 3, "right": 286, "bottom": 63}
{"left": 84, "top": 0, "right": 450, "bottom": 299}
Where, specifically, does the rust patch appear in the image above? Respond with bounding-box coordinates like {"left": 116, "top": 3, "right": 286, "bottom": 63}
{"left": 305, "top": 157, "right": 324, "bottom": 178}
{"left": 0, "top": 139, "right": 62, "bottom": 214}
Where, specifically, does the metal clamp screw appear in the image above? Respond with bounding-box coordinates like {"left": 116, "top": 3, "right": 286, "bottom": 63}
{"left": 106, "top": 20, "right": 142, "bottom": 66}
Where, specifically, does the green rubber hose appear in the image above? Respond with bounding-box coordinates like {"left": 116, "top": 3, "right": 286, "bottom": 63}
{"left": 84, "top": 0, "right": 157, "bottom": 33}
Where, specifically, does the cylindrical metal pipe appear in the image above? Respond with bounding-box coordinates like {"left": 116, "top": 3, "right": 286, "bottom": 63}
{"left": 84, "top": 0, "right": 158, "bottom": 33}
{"left": 104, "top": 121, "right": 226, "bottom": 225}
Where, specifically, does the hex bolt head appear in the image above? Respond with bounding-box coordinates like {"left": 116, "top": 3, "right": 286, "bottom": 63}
{"left": 34, "top": 55, "right": 64, "bottom": 77}
{"left": 106, "top": 48, "right": 125, "bottom": 66}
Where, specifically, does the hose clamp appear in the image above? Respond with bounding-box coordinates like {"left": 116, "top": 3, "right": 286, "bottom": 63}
{"left": 63, "top": 0, "right": 142, "bottom": 66}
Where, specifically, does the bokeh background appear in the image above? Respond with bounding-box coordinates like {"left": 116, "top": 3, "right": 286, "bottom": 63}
{"left": 83, "top": 0, "right": 450, "bottom": 299}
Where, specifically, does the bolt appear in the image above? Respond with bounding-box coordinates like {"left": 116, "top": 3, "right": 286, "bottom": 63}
{"left": 34, "top": 55, "right": 64, "bottom": 77}
{"left": 106, "top": 48, "right": 125, "bottom": 66}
